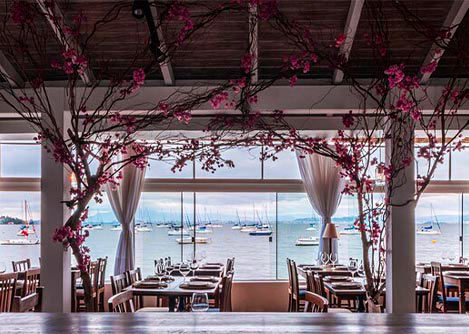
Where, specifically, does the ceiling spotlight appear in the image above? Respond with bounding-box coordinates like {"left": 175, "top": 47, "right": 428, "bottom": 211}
{"left": 132, "top": 0, "right": 147, "bottom": 20}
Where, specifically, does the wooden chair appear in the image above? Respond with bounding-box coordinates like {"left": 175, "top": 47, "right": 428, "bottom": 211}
{"left": 225, "top": 257, "right": 235, "bottom": 276}
{"left": 110, "top": 273, "right": 129, "bottom": 296}
{"left": 421, "top": 274, "right": 439, "bottom": 313}
{"left": 288, "top": 259, "right": 305, "bottom": 312}
{"left": 0, "top": 272, "right": 18, "bottom": 312}
{"left": 125, "top": 268, "right": 143, "bottom": 310}
{"left": 220, "top": 273, "right": 234, "bottom": 312}
{"left": 12, "top": 286, "right": 43, "bottom": 312}
{"left": 76, "top": 260, "right": 100, "bottom": 312}
{"left": 431, "top": 261, "right": 462, "bottom": 312}
{"left": 12, "top": 259, "right": 31, "bottom": 273}
{"left": 96, "top": 257, "right": 107, "bottom": 312}
{"left": 304, "top": 291, "right": 328, "bottom": 313}
{"left": 108, "top": 290, "right": 135, "bottom": 313}
{"left": 108, "top": 290, "right": 168, "bottom": 313}
{"left": 21, "top": 268, "right": 40, "bottom": 297}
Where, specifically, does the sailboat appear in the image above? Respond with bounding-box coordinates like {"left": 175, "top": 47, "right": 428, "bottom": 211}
{"left": 306, "top": 223, "right": 317, "bottom": 231}
{"left": 249, "top": 210, "right": 273, "bottom": 236}
{"left": 135, "top": 208, "right": 153, "bottom": 232}
{"left": 110, "top": 224, "right": 122, "bottom": 231}
{"left": 16, "top": 200, "right": 36, "bottom": 236}
{"left": 296, "top": 236, "right": 320, "bottom": 246}
{"left": 417, "top": 205, "right": 441, "bottom": 235}
{"left": 232, "top": 211, "right": 243, "bottom": 230}
{"left": 1, "top": 200, "right": 39, "bottom": 245}
{"left": 341, "top": 224, "right": 360, "bottom": 235}
{"left": 176, "top": 213, "right": 210, "bottom": 244}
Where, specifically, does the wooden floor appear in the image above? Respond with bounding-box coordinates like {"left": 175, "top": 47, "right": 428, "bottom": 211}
{"left": 1, "top": 313, "right": 469, "bottom": 333}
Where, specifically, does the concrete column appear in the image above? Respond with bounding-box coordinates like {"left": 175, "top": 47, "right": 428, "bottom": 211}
{"left": 385, "top": 117, "right": 416, "bottom": 313}
{"left": 40, "top": 88, "right": 72, "bottom": 312}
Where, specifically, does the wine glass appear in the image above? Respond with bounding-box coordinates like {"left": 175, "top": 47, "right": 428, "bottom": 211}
{"left": 0, "top": 262, "right": 6, "bottom": 274}
{"left": 330, "top": 253, "right": 338, "bottom": 268}
{"left": 191, "top": 292, "right": 209, "bottom": 312}
{"left": 349, "top": 259, "right": 358, "bottom": 278}
{"left": 179, "top": 262, "right": 191, "bottom": 282}
{"left": 321, "top": 252, "right": 329, "bottom": 265}
{"left": 448, "top": 254, "right": 456, "bottom": 264}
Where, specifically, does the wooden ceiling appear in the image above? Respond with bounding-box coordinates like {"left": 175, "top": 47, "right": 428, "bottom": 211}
{"left": 0, "top": 0, "right": 468, "bottom": 84}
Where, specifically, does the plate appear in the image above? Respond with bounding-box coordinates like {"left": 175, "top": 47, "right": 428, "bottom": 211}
{"left": 133, "top": 282, "right": 168, "bottom": 289}
{"left": 179, "top": 282, "right": 215, "bottom": 290}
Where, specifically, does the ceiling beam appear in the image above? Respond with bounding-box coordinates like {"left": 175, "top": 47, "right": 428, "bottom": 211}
{"left": 0, "top": 51, "right": 23, "bottom": 87}
{"left": 332, "top": 0, "right": 364, "bottom": 84}
{"left": 149, "top": 4, "right": 175, "bottom": 86}
{"left": 36, "top": 0, "right": 95, "bottom": 85}
{"left": 420, "top": 0, "right": 469, "bottom": 84}
{"left": 249, "top": 4, "right": 259, "bottom": 84}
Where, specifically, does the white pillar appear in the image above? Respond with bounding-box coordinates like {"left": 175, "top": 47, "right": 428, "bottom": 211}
{"left": 40, "top": 88, "right": 72, "bottom": 312}
{"left": 385, "top": 118, "right": 416, "bottom": 313}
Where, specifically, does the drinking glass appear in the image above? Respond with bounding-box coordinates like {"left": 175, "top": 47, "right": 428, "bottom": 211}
{"left": 180, "top": 262, "right": 191, "bottom": 282}
{"left": 321, "top": 252, "right": 329, "bottom": 265}
{"left": 330, "top": 253, "right": 338, "bottom": 267}
{"left": 191, "top": 293, "right": 209, "bottom": 312}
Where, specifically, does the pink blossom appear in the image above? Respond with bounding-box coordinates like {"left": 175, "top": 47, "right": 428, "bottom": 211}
{"left": 289, "top": 75, "right": 297, "bottom": 87}
{"left": 241, "top": 53, "right": 254, "bottom": 73}
{"left": 420, "top": 60, "right": 438, "bottom": 75}
{"left": 335, "top": 33, "right": 346, "bottom": 48}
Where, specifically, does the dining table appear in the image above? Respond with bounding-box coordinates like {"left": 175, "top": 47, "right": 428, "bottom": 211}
{"left": 297, "top": 264, "right": 429, "bottom": 312}
{"left": 416, "top": 263, "right": 469, "bottom": 274}
{"left": 129, "top": 275, "right": 222, "bottom": 312}
{"left": 443, "top": 271, "right": 469, "bottom": 314}
{"left": 2, "top": 313, "right": 469, "bottom": 333}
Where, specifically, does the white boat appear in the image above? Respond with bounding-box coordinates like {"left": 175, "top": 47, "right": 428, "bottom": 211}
{"left": 306, "top": 223, "right": 317, "bottom": 231}
{"left": 136, "top": 224, "right": 153, "bottom": 232}
{"left": 16, "top": 201, "right": 37, "bottom": 236}
{"left": 240, "top": 226, "right": 257, "bottom": 233}
{"left": 16, "top": 226, "right": 36, "bottom": 236}
{"left": 232, "top": 224, "right": 242, "bottom": 230}
{"left": 417, "top": 204, "right": 441, "bottom": 235}
{"left": 295, "top": 236, "right": 319, "bottom": 246}
{"left": 249, "top": 227, "right": 272, "bottom": 236}
{"left": 82, "top": 224, "right": 102, "bottom": 231}
{"left": 176, "top": 237, "right": 210, "bottom": 244}
{"left": 168, "top": 228, "right": 189, "bottom": 236}
{"left": 0, "top": 239, "right": 39, "bottom": 245}
{"left": 341, "top": 225, "right": 360, "bottom": 235}
{"left": 189, "top": 225, "right": 213, "bottom": 234}
{"left": 110, "top": 224, "right": 122, "bottom": 231}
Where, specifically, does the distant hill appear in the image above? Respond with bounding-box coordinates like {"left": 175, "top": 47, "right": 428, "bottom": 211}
{"left": 0, "top": 216, "right": 24, "bottom": 225}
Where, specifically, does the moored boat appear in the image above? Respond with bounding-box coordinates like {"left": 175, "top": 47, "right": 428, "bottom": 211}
{"left": 295, "top": 236, "right": 319, "bottom": 246}
{"left": 176, "top": 237, "right": 210, "bottom": 244}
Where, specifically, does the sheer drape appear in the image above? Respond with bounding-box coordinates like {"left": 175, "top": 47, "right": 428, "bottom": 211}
{"left": 296, "top": 151, "right": 345, "bottom": 261}
{"left": 104, "top": 150, "right": 146, "bottom": 275}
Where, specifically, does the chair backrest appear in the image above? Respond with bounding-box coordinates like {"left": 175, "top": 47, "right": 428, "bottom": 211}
{"left": 12, "top": 286, "right": 43, "bottom": 312}
{"left": 430, "top": 261, "right": 441, "bottom": 276}
{"left": 305, "top": 270, "right": 315, "bottom": 293}
{"left": 110, "top": 273, "right": 128, "bottom": 296}
{"left": 0, "top": 272, "right": 18, "bottom": 312}
{"left": 289, "top": 259, "right": 301, "bottom": 311}
{"left": 125, "top": 268, "right": 142, "bottom": 285}
{"left": 22, "top": 267, "right": 40, "bottom": 297}
{"left": 220, "top": 273, "right": 234, "bottom": 312}
{"left": 88, "top": 261, "right": 100, "bottom": 291}
{"left": 12, "top": 259, "right": 31, "bottom": 273}
{"left": 97, "top": 257, "right": 107, "bottom": 290}
{"left": 314, "top": 274, "right": 326, "bottom": 297}
{"left": 303, "top": 291, "right": 328, "bottom": 312}
{"left": 422, "top": 274, "right": 439, "bottom": 313}
{"left": 108, "top": 290, "right": 135, "bottom": 313}
{"left": 225, "top": 257, "right": 235, "bottom": 275}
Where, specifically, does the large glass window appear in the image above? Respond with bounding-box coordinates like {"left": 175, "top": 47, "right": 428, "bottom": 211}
{"left": 0, "top": 144, "right": 41, "bottom": 177}
{"left": 451, "top": 149, "right": 469, "bottom": 180}
{"left": 0, "top": 192, "right": 40, "bottom": 269}
{"left": 195, "top": 147, "right": 261, "bottom": 179}
{"left": 415, "top": 193, "right": 461, "bottom": 263}
{"left": 263, "top": 150, "right": 301, "bottom": 179}
{"left": 415, "top": 146, "right": 450, "bottom": 180}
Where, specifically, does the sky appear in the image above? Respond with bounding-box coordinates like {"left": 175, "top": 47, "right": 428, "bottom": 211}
{"left": 1, "top": 143, "right": 468, "bottom": 223}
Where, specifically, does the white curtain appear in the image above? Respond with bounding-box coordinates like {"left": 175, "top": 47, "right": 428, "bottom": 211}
{"left": 104, "top": 149, "right": 146, "bottom": 275}
{"left": 296, "top": 150, "right": 345, "bottom": 262}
